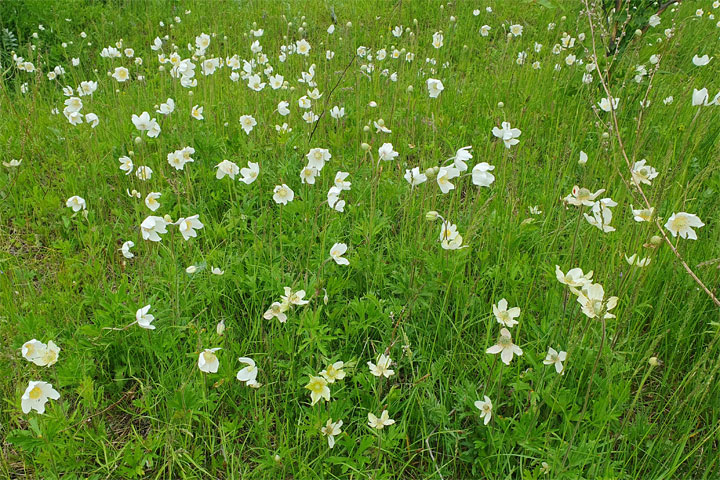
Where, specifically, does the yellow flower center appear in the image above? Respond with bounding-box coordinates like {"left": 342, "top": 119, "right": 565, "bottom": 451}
{"left": 29, "top": 386, "right": 43, "bottom": 400}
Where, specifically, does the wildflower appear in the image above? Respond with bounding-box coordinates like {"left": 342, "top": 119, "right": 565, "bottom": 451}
{"left": 66, "top": 195, "right": 86, "bottom": 212}
{"left": 665, "top": 212, "right": 704, "bottom": 240}
{"left": 492, "top": 122, "right": 521, "bottom": 148}
{"left": 144, "top": 192, "right": 161, "bottom": 212}
{"left": 563, "top": 186, "right": 605, "bottom": 206}
{"left": 191, "top": 104, "right": 204, "bottom": 120}
{"left": 22, "top": 340, "right": 46, "bottom": 364}
{"left": 112, "top": 66, "right": 129, "bottom": 82}
{"left": 321, "top": 419, "right": 343, "bottom": 448}
{"left": 625, "top": 254, "right": 651, "bottom": 267}
{"left": 216, "top": 160, "right": 240, "bottom": 180}
{"left": 307, "top": 148, "right": 331, "bottom": 170}
{"left": 21, "top": 381, "right": 60, "bottom": 414}
{"left": 439, "top": 221, "right": 464, "bottom": 250}
{"left": 121, "top": 241, "right": 135, "bottom": 259}
{"left": 474, "top": 396, "right": 493, "bottom": 425}
{"left": 368, "top": 410, "right": 395, "bottom": 429}
{"left": 211, "top": 266, "right": 224, "bottom": 275}
{"left": 378, "top": 143, "right": 398, "bottom": 161}
{"left": 543, "top": 348, "right": 566, "bottom": 374}
{"left": 404, "top": 167, "right": 428, "bottom": 187}
{"left": 263, "top": 302, "right": 289, "bottom": 323}
{"left": 273, "top": 184, "right": 294, "bottom": 205}
{"left": 240, "top": 162, "right": 260, "bottom": 184}
{"left": 305, "top": 375, "right": 330, "bottom": 405}
{"left": 320, "top": 362, "right": 346, "bottom": 383}
{"left": 176, "top": 215, "right": 204, "bottom": 240}
{"left": 692, "top": 55, "right": 712, "bottom": 66}
{"left": 575, "top": 283, "right": 618, "bottom": 319}
{"left": 236, "top": 357, "right": 260, "bottom": 387}
{"left": 239, "top": 114, "right": 257, "bottom": 134}
{"left": 471, "top": 162, "right": 495, "bottom": 187}
{"left": 426, "top": 78, "right": 444, "bottom": 98}
{"left": 329, "top": 243, "right": 349, "bottom": 265}
{"left": 198, "top": 348, "right": 221, "bottom": 373}
{"left": 135, "top": 165, "right": 153, "bottom": 181}
{"left": 436, "top": 166, "right": 459, "bottom": 194}
{"left": 631, "top": 206, "right": 654, "bottom": 222}
{"left": 493, "top": 299, "right": 520, "bottom": 328}
{"left": 555, "top": 266, "right": 593, "bottom": 288}
{"left": 157, "top": 98, "right": 175, "bottom": 115}
{"left": 631, "top": 160, "right": 658, "bottom": 186}
{"left": 598, "top": 97, "right": 619, "bottom": 112}
{"left": 136, "top": 305, "right": 156, "bottom": 330}
{"left": 368, "top": 353, "right": 394, "bottom": 378}
{"left": 330, "top": 106, "right": 345, "bottom": 119}
{"left": 140, "top": 215, "right": 168, "bottom": 242}
{"left": 486, "top": 328, "right": 523, "bottom": 365}
{"left": 509, "top": 24, "right": 523, "bottom": 36}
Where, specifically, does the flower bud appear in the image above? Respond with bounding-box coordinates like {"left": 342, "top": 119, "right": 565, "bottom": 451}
{"left": 360, "top": 142, "right": 370, "bottom": 151}
{"left": 363, "top": 125, "right": 370, "bottom": 133}
{"left": 650, "top": 235, "right": 662, "bottom": 246}
{"left": 216, "top": 320, "right": 225, "bottom": 336}
{"left": 426, "top": 211, "right": 440, "bottom": 221}
{"left": 648, "top": 356, "right": 659, "bottom": 366}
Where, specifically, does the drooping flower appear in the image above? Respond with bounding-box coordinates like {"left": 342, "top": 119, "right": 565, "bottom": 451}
{"left": 436, "top": 166, "right": 459, "bottom": 194}
{"left": 486, "top": 328, "right": 523, "bottom": 365}
{"left": 426, "top": 78, "right": 444, "bottom": 98}
{"left": 198, "top": 348, "right": 221, "bottom": 373}
{"left": 329, "top": 243, "right": 349, "bottom": 265}
{"left": 144, "top": 192, "right": 161, "bottom": 212}
{"left": 471, "top": 162, "right": 495, "bottom": 187}
{"left": 120, "top": 241, "right": 135, "bottom": 259}
{"left": 598, "top": 97, "right": 620, "bottom": 112}
{"left": 216, "top": 160, "right": 240, "bottom": 180}
{"left": 66, "top": 195, "right": 86, "bottom": 212}
{"left": 236, "top": 357, "right": 260, "bottom": 387}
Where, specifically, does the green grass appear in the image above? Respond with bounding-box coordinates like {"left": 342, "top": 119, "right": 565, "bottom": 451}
{"left": 1, "top": 0, "right": 720, "bottom": 478}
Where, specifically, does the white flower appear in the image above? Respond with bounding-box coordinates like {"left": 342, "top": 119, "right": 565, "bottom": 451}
{"left": 436, "top": 166, "right": 459, "bottom": 194}
{"left": 330, "top": 106, "right": 345, "bottom": 119}
{"left": 140, "top": 216, "right": 168, "bottom": 242}
{"left": 211, "top": 266, "right": 224, "bottom": 275}
{"left": 330, "top": 242, "right": 349, "bottom": 265}
{"left": 598, "top": 97, "right": 620, "bottom": 112}
{"left": 239, "top": 114, "right": 257, "bottom": 134}
{"left": 112, "top": 66, "right": 129, "bottom": 82}
{"left": 509, "top": 24, "right": 523, "bottom": 36}
{"left": 144, "top": 192, "right": 161, "bottom": 211}
{"left": 157, "top": 98, "right": 175, "bottom": 115}
{"left": 21, "top": 381, "right": 60, "bottom": 414}
{"left": 300, "top": 166, "right": 319, "bottom": 185}
{"left": 630, "top": 160, "right": 659, "bottom": 186}
{"left": 273, "top": 184, "right": 294, "bottom": 205}
{"left": 404, "top": 167, "right": 428, "bottom": 187}
{"left": 471, "top": 162, "right": 495, "bottom": 187}
{"left": 664, "top": 212, "right": 704, "bottom": 240}
{"left": 692, "top": 54, "right": 712, "bottom": 66}
{"left": 176, "top": 215, "right": 204, "bottom": 240}
{"left": 426, "top": 78, "right": 444, "bottom": 98}
{"left": 198, "top": 348, "right": 221, "bottom": 373}
{"left": 474, "top": 396, "right": 493, "bottom": 425}
{"left": 575, "top": 283, "right": 618, "bottom": 319}
{"left": 368, "top": 410, "right": 395, "bottom": 429}
{"left": 321, "top": 419, "right": 343, "bottom": 448}
{"left": 368, "top": 353, "right": 394, "bottom": 377}
{"left": 120, "top": 241, "right": 135, "bottom": 259}
{"left": 191, "top": 104, "right": 204, "bottom": 120}
{"left": 378, "top": 143, "right": 398, "bottom": 161}
{"left": 307, "top": 147, "right": 331, "bottom": 170}
{"left": 216, "top": 159, "right": 240, "bottom": 180}
{"left": 240, "top": 162, "right": 260, "bottom": 184}
{"left": 631, "top": 206, "right": 654, "bottom": 222}
{"left": 486, "top": 328, "right": 523, "bottom": 365}
{"left": 136, "top": 165, "right": 153, "bottom": 181}
{"left": 66, "top": 195, "right": 86, "bottom": 212}
{"left": 555, "top": 266, "right": 593, "bottom": 288}
{"left": 278, "top": 100, "right": 290, "bottom": 116}
{"left": 491, "top": 122, "right": 521, "bottom": 148}
{"left": 493, "top": 299, "right": 520, "bottom": 328}
{"left": 543, "top": 348, "right": 567, "bottom": 374}
{"left": 136, "top": 305, "right": 156, "bottom": 330}
{"left": 480, "top": 25, "right": 491, "bottom": 37}
{"left": 236, "top": 357, "right": 260, "bottom": 387}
